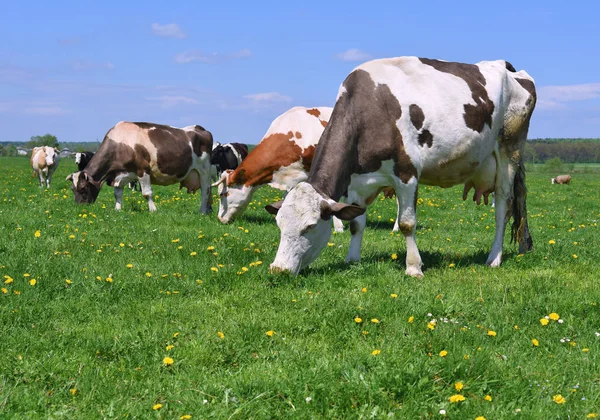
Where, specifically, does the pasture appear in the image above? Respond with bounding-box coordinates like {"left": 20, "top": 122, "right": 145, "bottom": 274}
{"left": 1, "top": 156, "right": 598, "bottom": 418}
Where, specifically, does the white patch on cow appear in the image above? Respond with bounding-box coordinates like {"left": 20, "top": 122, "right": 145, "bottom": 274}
{"left": 31, "top": 146, "right": 59, "bottom": 188}
{"left": 216, "top": 181, "right": 256, "bottom": 224}
{"left": 270, "top": 183, "right": 333, "bottom": 274}
{"left": 75, "top": 153, "right": 82, "bottom": 164}
{"left": 223, "top": 143, "right": 243, "bottom": 165}
{"left": 271, "top": 161, "right": 309, "bottom": 191}
{"left": 113, "top": 172, "right": 139, "bottom": 188}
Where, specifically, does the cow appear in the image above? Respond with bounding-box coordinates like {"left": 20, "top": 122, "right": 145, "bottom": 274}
{"left": 75, "top": 152, "right": 95, "bottom": 171}
{"left": 31, "top": 146, "right": 59, "bottom": 188}
{"left": 266, "top": 56, "right": 536, "bottom": 278}
{"left": 66, "top": 121, "right": 213, "bottom": 213}
{"left": 211, "top": 143, "right": 249, "bottom": 175}
{"left": 551, "top": 174, "right": 571, "bottom": 184}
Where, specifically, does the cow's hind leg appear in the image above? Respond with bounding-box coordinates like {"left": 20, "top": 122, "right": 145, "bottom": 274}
{"left": 199, "top": 167, "right": 212, "bottom": 214}
{"left": 392, "top": 194, "right": 401, "bottom": 232}
{"left": 395, "top": 178, "right": 422, "bottom": 278}
{"left": 139, "top": 173, "right": 157, "bottom": 212}
{"left": 114, "top": 187, "right": 124, "bottom": 210}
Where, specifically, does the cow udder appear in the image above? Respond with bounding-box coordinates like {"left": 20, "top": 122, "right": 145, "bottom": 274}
{"left": 180, "top": 169, "right": 200, "bottom": 193}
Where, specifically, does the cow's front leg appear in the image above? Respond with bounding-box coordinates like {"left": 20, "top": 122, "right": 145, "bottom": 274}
{"left": 37, "top": 171, "right": 44, "bottom": 188}
{"left": 392, "top": 194, "right": 401, "bottom": 232}
{"left": 345, "top": 212, "right": 366, "bottom": 263}
{"left": 114, "top": 186, "right": 124, "bottom": 210}
{"left": 397, "top": 179, "right": 422, "bottom": 278}
{"left": 486, "top": 156, "right": 515, "bottom": 267}
{"left": 139, "top": 173, "right": 157, "bottom": 212}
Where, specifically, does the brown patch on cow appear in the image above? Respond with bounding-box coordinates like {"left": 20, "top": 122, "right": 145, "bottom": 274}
{"left": 146, "top": 126, "right": 193, "bottom": 178}
{"left": 418, "top": 130, "right": 433, "bottom": 148}
{"left": 320, "top": 120, "right": 327, "bottom": 128}
{"left": 515, "top": 78, "right": 537, "bottom": 109}
{"left": 306, "top": 108, "right": 321, "bottom": 118}
{"left": 308, "top": 69, "right": 418, "bottom": 200}
{"left": 419, "top": 58, "right": 495, "bottom": 133}
{"left": 227, "top": 131, "right": 305, "bottom": 187}
{"left": 295, "top": 131, "right": 302, "bottom": 139}
{"left": 409, "top": 104, "right": 424, "bottom": 130}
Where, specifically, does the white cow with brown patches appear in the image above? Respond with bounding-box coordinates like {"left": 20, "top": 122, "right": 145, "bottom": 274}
{"left": 551, "top": 174, "right": 571, "bottom": 184}
{"left": 31, "top": 146, "right": 59, "bottom": 188}
{"left": 66, "top": 121, "right": 213, "bottom": 213}
{"left": 267, "top": 57, "right": 536, "bottom": 278}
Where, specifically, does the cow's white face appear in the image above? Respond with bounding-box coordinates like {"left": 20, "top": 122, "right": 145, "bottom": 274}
{"left": 45, "top": 147, "right": 57, "bottom": 166}
{"left": 75, "top": 153, "right": 81, "bottom": 164}
{"left": 267, "top": 182, "right": 365, "bottom": 275}
{"left": 214, "top": 172, "right": 254, "bottom": 224}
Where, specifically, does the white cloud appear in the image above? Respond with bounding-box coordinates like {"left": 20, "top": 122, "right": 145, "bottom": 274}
{"left": 243, "top": 92, "right": 292, "bottom": 103}
{"left": 151, "top": 23, "right": 186, "bottom": 39}
{"left": 538, "top": 83, "right": 600, "bottom": 103}
{"left": 145, "top": 95, "right": 200, "bottom": 109}
{"left": 72, "top": 60, "right": 115, "bottom": 71}
{"left": 175, "top": 49, "right": 252, "bottom": 64}
{"left": 335, "top": 48, "right": 372, "bottom": 62}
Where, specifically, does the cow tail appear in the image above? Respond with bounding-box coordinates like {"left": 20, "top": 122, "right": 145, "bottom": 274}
{"left": 511, "top": 162, "right": 533, "bottom": 252}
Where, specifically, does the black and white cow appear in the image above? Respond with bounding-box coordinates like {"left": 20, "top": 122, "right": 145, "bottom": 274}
{"left": 266, "top": 56, "right": 536, "bottom": 278}
{"left": 75, "top": 152, "right": 95, "bottom": 171}
{"left": 211, "top": 143, "right": 248, "bottom": 175}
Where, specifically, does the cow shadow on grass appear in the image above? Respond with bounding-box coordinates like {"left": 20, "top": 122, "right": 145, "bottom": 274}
{"left": 240, "top": 213, "right": 276, "bottom": 225}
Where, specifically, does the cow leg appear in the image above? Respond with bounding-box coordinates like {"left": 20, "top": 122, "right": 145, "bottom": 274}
{"left": 486, "top": 155, "right": 515, "bottom": 267}
{"left": 139, "top": 173, "right": 157, "bottom": 212}
{"left": 199, "top": 167, "right": 212, "bottom": 215}
{"left": 114, "top": 187, "right": 124, "bottom": 210}
{"left": 396, "top": 179, "right": 422, "bottom": 278}
{"left": 37, "top": 171, "right": 44, "bottom": 188}
{"left": 345, "top": 212, "right": 367, "bottom": 263}
{"left": 392, "top": 194, "right": 401, "bottom": 232}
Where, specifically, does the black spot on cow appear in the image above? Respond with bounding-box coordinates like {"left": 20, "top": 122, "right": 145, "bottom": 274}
{"left": 419, "top": 58, "right": 495, "bottom": 133}
{"left": 146, "top": 126, "right": 193, "bottom": 178}
{"left": 308, "top": 69, "right": 418, "bottom": 201}
{"left": 418, "top": 130, "right": 433, "bottom": 148}
{"left": 409, "top": 104, "right": 434, "bottom": 148}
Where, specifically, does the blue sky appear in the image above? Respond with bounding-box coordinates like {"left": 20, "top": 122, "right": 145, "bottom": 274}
{"left": 1, "top": 1, "right": 599, "bottom": 144}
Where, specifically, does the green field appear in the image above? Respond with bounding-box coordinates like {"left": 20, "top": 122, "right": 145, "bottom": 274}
{"left": 1, "top": 156, "right": 599, "bottom": 419}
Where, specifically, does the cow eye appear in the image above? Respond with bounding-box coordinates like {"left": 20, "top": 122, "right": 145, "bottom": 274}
{"left": 301, "top": 223, "right": 317, "bottom": 235}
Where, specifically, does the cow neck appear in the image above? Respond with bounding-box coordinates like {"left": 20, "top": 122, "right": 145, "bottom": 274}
{"left": 83, "top": 141, "right": 117, "bottom": 183}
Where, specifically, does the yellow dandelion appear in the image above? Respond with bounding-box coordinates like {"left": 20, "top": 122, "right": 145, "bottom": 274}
{"left": 532, "top": 338, "right": 539, "bottom": 347}
{"left": 427, "top": 322, "right": 436, "bottom": 330}
{"left": 34, "top": 230, "right": 41, "bottom": 238}
{"left": 354, "top": 317, "right": 362, "bottom": 323}
{"left": 23, "top": 273, "right": 30, "bottom": 277}
{"left": 464, "top": 354, "right": 470, "bottom": 360}
{"left": 573, "top": 254, "right": 578, "bottom": 259}
{"left": 487, "top": 330, "right": 497, "bottom": 337}
{"left": 361, "top": 287, "right": 367, "bottom": 293}
{"left": 540, "top": 318, "right": 549, "bottom": 326}
{"left": 582, "top": 348, "right": 589, "bottom": 352}
{"left": 190, "top": 251, "right": 197, "bottom": 256}
{"left": 448, "top": 263, "right": 455, "bottom": 268}
{"left": 552, "top": 394, "right": 566, "bottom": 404}
{"left": 476, "top": 417, "right": 486, "bottom": 420}
{"left": 217, "top": 331, "right": 225, "bottom": 339}
{"left": 548, "top": 239, "right": 556, "bottom": 245}
{"left": 391, "top": 293, "right": 398, "bottom": 298}
{"left": 549, "top": 312, "right": 560, "bottom": 321}
{"left": 171, "top": 238, "right": 180, "bottom": 243}
{"left": 162, "top": 357, "right": 174, "bottom": 366}
{"left": 371, "top": 318, "right": 380, "bottom": 324}
{"left": 391, "top": 253, "right": 398, "bottom": 260}
{"left": 439, "top": 350, "right": 448, "bottom": 357}
{"left": 29, "top": 279, "right": 36, "bottom": 286}
{"left": 65, "top": 279, "right": 72, "bottom": 285}
{"left": 126, "top": 263, "right": 133, "bottom": 268}
{"left": 371, "top": 349, "right": 381, "bottom": 356}
{"left": 145, "top": 272, "right": 152, "bottom": 277}
{"left": 408, "top": 316, "right": 414, "bottom": 323}
{"left": 70, "top": 388, "right": 77, "bottom": 395}
{"left": 455, "top": 381, "right": 464, "bottom": 391}
{"left": 166, "top": 345, "right": 174, "bottom": 351}
{"left": 4, "top": 277, "right": 14, "bottom": 284}
{"left": 266, "top": 330, "right": 276, "bottom": 337}
{"left": 327, "top": 242, "right": 334, "bottom": 247}
{"left": 1, "top": 288, "right": 7, "bottom": 294}
{"left": 153, "top": 403, "right": 163, "bottom": 410}
{"left": 484, "top": 395, "right": 492, "bottom": 401}
{"left": 173, "top": 332, "right": 179, "bottom": 338}
{"left": 180, "top": 415, "right": 192, "bottom": 420}
{"left": 207, "top": 246, "right": 215, "bottom": 251}
{"left": 587, "top": 413, "right": 598, "bottom": 418}
{"left": 210, "top": 267, "right": 218, "bottom": 272}
{"left": 448, "top": 394, "right": 466, "bottom": 403}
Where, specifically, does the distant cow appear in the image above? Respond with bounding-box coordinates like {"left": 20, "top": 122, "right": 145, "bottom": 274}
{"left": 267, "top": 56, "right": 536, "bottom": 278}
{"left": 75, "top": 152, "right": 95, "bottom": 171}
{"left": 66, "top": 121, "right": 213, "bottom": 213}
{"left": 31, "top": 146, "right": 59, "bottom": 188}
{"left": 211, "top": 143, "right": 248, "bottom": 175}
{"left": 551, "top": 175, "right": 571, "bottom": 184}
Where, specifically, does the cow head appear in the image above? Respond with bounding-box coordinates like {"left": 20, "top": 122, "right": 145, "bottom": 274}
{"left": 266, "top": 182, "right": 365, "bottom": 275}
{"left": 66, "top": 171, "right": 101, "bottom": 204}
{"left": 551, "top": 178, "right": 556, "bottom": 184}
{"left": 45, "top": 146, "right": 58, "bottom": 166}
{"left": 211, "top": 145, "right": 225, "bottom": 167}
{"left": 75, "top": 153, "right": 82, "bottom": 165}
{"left": 212, "top": 169, "right": 255, "bottom": 223}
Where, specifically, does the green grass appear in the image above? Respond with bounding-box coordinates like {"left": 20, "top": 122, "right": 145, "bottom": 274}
{"left": 1, "top": 156, "right": 599, "bottom": 419}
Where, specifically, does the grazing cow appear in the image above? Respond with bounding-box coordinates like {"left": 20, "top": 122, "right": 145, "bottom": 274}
{"left": 211, "top": 143, "right": 249, "bottom": 174}
{"left": 75, "top": 152, "right": 95, "bottom": 171}
{"left": 266, "top": 56, "right": 536, "bottom": 277}
{"left": 66, "top": 121, "right": 213, "bottom": 213}
{"left": 212, "top": 107, "right": 347, "bottom": 228}
{"left": 31, "top": 146, "right": 59, "bottom": 188}
{"left": 551, "top": 174, "right": 571, "bottom": 184}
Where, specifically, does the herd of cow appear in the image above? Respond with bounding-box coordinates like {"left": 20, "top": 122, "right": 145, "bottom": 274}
{"left": 28, "top": 56, "right": 573, "bottom": 277}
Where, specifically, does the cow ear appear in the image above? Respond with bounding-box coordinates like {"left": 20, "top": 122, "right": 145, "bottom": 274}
{"left": 265, "top": 200, "right": 283, "bottom": 215}
{"left": 321, "top": 201, "right": 365, "bottom": 221}
{"left": 83, "top": 172, "right": 101, "bottom": 188}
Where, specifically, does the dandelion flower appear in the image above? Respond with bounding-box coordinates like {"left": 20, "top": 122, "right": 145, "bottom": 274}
{"left": 166, "top": 345, "right": 174, "bottom": 351}
{"left": 371, "top": 349, "right": 381, "bottom": 356}
{"left": 548, "top": 239, "right": 556, "bottom": 245}
{"left": 408, "top": 316, "right": 414, "bottom": 323}
{"left": 587, "top": 413, "right": 598, "bottom": 418}
{"left": 448, "top": 263, "right": 455, "bottom": 268}
{"left": 484, "top": 395, "right": 492, "bottom": 401}
{"left": 217, "top": 331, "right": 225, "bottom": 339}
{"left": 162, "top": 357, "right": 174, "bottom": 366}
{"left": 145, "top": 272, "right": 152, "bottom": 277}
{"left": 455, "top": 381, "right": 464, "bottom": 391}
{"left": 448, "top": 394, "right": 466, "bottom": 403}
{"left": 4, "top": 277, "right": 13, "bottom": 284}
{"left": 361, "top": 287, "right": 367, "bottom": 293}
{"left": 207, "top": 246, "right": 215, "bottom": 251}
{"left": 371, "top": 318, "right": 380, "bottom": 324}
{"left": 210, "top": 267, "right": 218, "bottom": 272}
{"left": 29, "top": 279, "right": 36, "bottom": 286}
{"left": 153, "top": 403, "right": 163, "bottom": 410}
{"left": 549, "top": 312, "right": 560, "bottom": 321}
{"left": 552, "top": 394, "right": 566, "bottom": 404}
{"left": 540, "top": 318, "right": 549, "bottom": 326}
{"left": 70, "top": 388, "right": 77, "bottom": 395}
{"left": 391, "top": 293, "right": 398, "bottom": 298}
{"left": 34, "top": 230, "right": 41, "bottom": 238}
{"left": 190, "top": 251, "right": 197, "bottom": 256}
{"left": 126, "top": 264, "right": 133, "bottom": 269}
{"left": 572, "top": 254, "right": 578, "bottom": 259}
{"left": 180, "top": 415, "right": 192, "bottom": 420}
{"left": 487, "top": 330, "right": 497, "bottom": 337}
{"left": 475, "top": 417, "right": 486, "bottom": 420}
{"left": 428, "top": 322, "right": 436, "bottom": 330}
{"left": 391, "top": 253, "right": 398, "bottom": 260}
{"left": 266, "top": 330, "right": 276, "bottom": 337}
{"left": 439, "top": 350, "right": 448, "bottom": 357}
{"left": 173, "top": 332, "right": 179, "bottom": 338}
{"left": 354, "top": 317, "right": 362, "bottom": 323}
{"left": 1, "top": 288, "right": 7, "bottom": 294}
{"left": 23, "top": 273, "right": 30, "bottom": 277}
{"left": 532, "top": 338, "right": 539, "bottom": 347}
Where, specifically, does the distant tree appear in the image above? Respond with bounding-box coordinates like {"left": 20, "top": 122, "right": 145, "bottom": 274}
{"left": 524, "top": 143, "right": 537, "bottom": 164}
{"left": 27, "top": 134, "right": 59, "bottom": 148}
{"left": 0, "top": 145, "right": 17, "bottom": 157}
{"left": 544, "top": 157, "right": 563, "bottom": 172}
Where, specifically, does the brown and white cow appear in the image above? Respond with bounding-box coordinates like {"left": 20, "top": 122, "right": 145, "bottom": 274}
{"left": 267, "top": 57, "right": 536, "bottom": 277}
{"left": 66, "top": 121, "right": 213, "bottom": 213}
{"left": 31, "top": 146, "right": 59, "bottom": 188}
{"left": 212, "top": 106, "right": 343, "bottom": 226}
{"left": 551, "top": 174, "right": 571, "bottom": 184}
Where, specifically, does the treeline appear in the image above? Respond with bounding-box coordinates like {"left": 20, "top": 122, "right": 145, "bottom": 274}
{"left": 525, "top": 139, "right": 600, "bottom": 163}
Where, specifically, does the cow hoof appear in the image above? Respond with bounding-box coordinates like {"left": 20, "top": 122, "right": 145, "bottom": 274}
{"left": 486, "top": 256, "right": 502, "bottom": 267}
{"left": 405, "top": 266, "right": 424, "bottom": 278}
{"left": 345, "top": 256, "right": 360, "bottom": 264}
